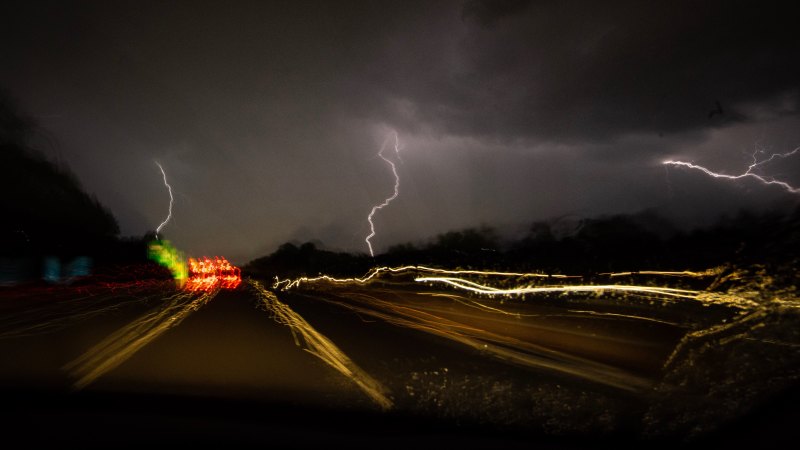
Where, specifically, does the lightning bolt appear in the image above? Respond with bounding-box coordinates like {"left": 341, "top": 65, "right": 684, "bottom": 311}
{"left": 154, "top": 161, "right": 174, "bottom": 239}
{"left": 663, "top": 146, "right": 800, "bottom": 194}
{"left": 365, "top": 131, "right": 402, "bottom": 257}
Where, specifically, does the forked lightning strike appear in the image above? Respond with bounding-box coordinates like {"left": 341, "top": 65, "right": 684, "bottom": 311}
{"left": 155, "top": 161, "right": 174, "bottom": 238}
{"left": 365, "top": 131, "right": 402, "bottom": 257}
{"left": 663, "top": 146, "right": 800, "bottom": 194}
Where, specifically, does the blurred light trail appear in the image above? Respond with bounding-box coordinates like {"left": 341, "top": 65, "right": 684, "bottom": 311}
{"left": 414, "top": 276, "right": 760, "bottom": 309}
{"left": 365, "top": 131, "right": 402, "bottom": 257}
{"left": 186, "top": 256, "right": 241, "bottom": 291}
{"left": 265, "top": 264, "right": 795, "bottom": 393}
{"left": 663, "top": 146, "right": 800, "bottom": 194}
{"left": 249, "top": 280, "right": 393, "bottom": 409}
{"left": 416, "top": 276, "right": 702, "bottom": 299}
{"left": 422, "top": 292, "right": 680, "bottom": 326}
{"left": 154, "top": 161, "right": 174, "bottom": 238}
{"left": 302, "top": 290, "right": 654, "bottom": 392}
{"left": 148, "top": 240, "right": 188, "bottom": 283}
{"left": 66, "top": 288, "right": 218, "bottom": 389}
{"left": 663, "top": 307, "right": 769, "bottom": 370}
{"left": 601, "top": 268, "right": 723, "bottom": 278}
{"left": 273, "top": 265, "right": 578, "bottom": 290}
{"left": 0, "top": 281, "right": 168, "bottom": 339}
{"left": 276, "top": 264, "right": 760, "bottom": 310}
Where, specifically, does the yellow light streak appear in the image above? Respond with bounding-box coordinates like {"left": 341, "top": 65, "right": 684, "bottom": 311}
{"left": 274, "top": 265, "right": 579, "bottom": 290}
{"left": 426, "top": 292, "right": 680, "bottom": 325}
{"left": 276, "top": 264, "right": 764, "bottom": 311}
{"left": 303, "top": 291, "right": 653, "bottom": 392}
{"left": 0, "top": 281, "right": 171, "bottom": 339}
{"left": 426, "top": 292, "right": 525, "bottom": 316}
{"left": 415, "top": 276, "right": 702, "bottom": 299}
{"left": 418, "top": 275, "right": 762, "bottom": 310}
{"left": 663, "top": 309, "right": 769, "bottom": 370}
{"left": 66, "top": 288, "right": 218, "bottom": 390}
{"left": 562, "top": 309, "right": 680, "bottom": 326}
{"left": 249, "top": 280, "right": 393, "bottom": 410}
{"left": 269, "top": 263, "right": 789, "bottom": 392}
{"left": 602, "top": 268, "right": 724, "bottom": 278}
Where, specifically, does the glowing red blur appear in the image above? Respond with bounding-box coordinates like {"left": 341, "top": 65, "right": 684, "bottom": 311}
{"left": 186, "top": 256, "right": 241, "bottom": 291}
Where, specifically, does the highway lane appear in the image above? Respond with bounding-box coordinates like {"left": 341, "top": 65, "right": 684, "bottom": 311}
{"left": 2, "top": 275, "right": 799, "bottom": 443}
{"left": 0, "top": 279, "right": 659, "bottom": 430}
{"left": 0, "top": 283, "right": 373, "bottom": 409}
{"left": 271, "top": 281, "right": 692, "bottom": 391}
{"left": 257, "top": 274, "right": 800, "bottom": 437}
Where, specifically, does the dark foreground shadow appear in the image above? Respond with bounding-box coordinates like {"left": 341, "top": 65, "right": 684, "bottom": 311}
{"left": 3, "top": 384, "right": 799, "bottom": 449}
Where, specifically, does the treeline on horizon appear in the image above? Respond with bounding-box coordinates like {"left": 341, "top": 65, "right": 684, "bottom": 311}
{"left": 244, "top": 207, "right": 800, "bottom": 279}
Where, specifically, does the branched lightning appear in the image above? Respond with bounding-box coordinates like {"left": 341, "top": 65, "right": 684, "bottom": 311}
{"left": 663, "top": 146, "right": 800, "bottom": 194}
{"left": 365, "top": 131, "right": 402, "bottom": 257}
{"left": 154, "top": 161, "right": 174, "bottom": 238}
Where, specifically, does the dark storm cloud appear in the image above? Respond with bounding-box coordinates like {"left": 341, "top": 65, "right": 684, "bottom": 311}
{"left": 462, "top": 0, "right": 533, "bottom": 27}
{"left": 355, "top": 0, "right": 800, "bottom": 143}
{"left": 4, "top": 1, "right": 797, "bottom": 146}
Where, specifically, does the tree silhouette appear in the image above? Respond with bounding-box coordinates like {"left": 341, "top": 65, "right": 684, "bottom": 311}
{"left": 1, "top": 91, "right": 119, "bottom": 258}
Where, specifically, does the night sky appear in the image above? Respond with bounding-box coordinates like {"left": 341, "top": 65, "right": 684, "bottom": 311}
{"left": 2, "top": 0, "right": 799, "bottom": 263}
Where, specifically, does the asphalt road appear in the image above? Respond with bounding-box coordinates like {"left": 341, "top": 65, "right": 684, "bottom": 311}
{"left": 1, "top": 277, "right": 799, "bottom": 447}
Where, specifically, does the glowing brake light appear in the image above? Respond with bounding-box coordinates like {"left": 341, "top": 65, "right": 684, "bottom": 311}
{"left": 186, "top": 256, "right": 241, "bottom": 291}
